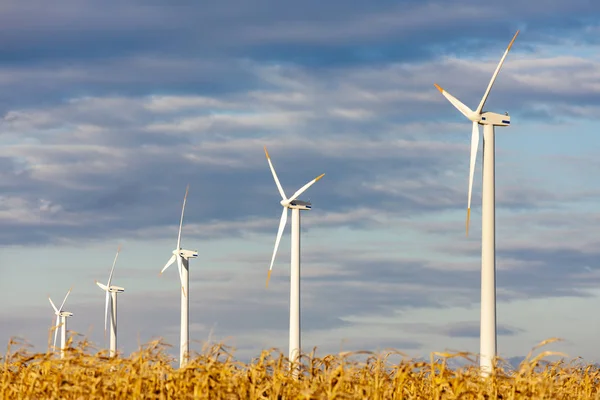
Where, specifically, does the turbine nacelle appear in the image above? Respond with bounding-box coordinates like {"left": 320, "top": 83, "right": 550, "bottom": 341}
{"left": 96, "top": 281, "right": 125, "bottom": 293}
{"left": 479, "top": 111, "right": 510, "bottom": 126}
{"left": 287, "top": 200, "right": 312, "bottom": 210}
{"left": 173, "top": 248, "right": 198, "bottom": 260}
{"left": 108, "top": 286, "right": 125, "bottom": 293}
{"left": 58, "top": 311, "right": 73, "bottom": 318}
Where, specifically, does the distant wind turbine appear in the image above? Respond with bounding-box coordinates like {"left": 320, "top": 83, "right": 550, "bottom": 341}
{"left": 95, "top": 246, "right": 125, "bottom": 358}
{"left": 264, "top": 146, "right": 324, "bottom": 374}
{"left": 160, "top": 185, "right": 198, "bottom": 368}
{"left": 434, "top": 30, "right": 519, "bottom": 376}
{"left": 48, "top": 287, "right": 73, "bottom": 359}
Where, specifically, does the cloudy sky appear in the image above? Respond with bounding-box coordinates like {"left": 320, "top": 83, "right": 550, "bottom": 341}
{"left": 1, "top": 0, "right": 600, "bottom": 364}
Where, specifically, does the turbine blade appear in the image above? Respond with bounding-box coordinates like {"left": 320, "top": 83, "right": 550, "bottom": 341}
{"left": 160, "top": 254, "right": 177, "bottom": 274}
{"left": 48, "top": 297, "right": 59, "bottom": 314}
{"left": 288, "top": 173, "right": 325, "bottom": 203}
{"left": 434, "top": 84, "right": 475, "bottom": 119}
{"left": 58, "top": 287, "right": 72, "bottom": 312}
{"left": 267, "top": 207, "right": 288, "bottom": 288}
{"left": 107, "top": 245, "right": 121, "bottom": 288}
{"left": 467, "top": 121, "right": 480, "bottom": 236}
{"left": 104, "top": 291, "right": 110, "bottom": 335}
{"left": 266, "top": 270, "right": 272, "bottom": 289}
{"left": 53, "top": 315, "right": 60, "bottom": 350}
{"left": 95, "top": 281, "right": 108, "bottom": 291}
{"left": 475, "top": 30, "right": 519, "bottom": 114}
{"left": 264, "top": 146, "right": 287, "bottom": 200}
{"left": 177, "top": 255, "right": 186, "bottom": 298}
{"left": 177, "top": 185, "right": 189, "bottom": 250}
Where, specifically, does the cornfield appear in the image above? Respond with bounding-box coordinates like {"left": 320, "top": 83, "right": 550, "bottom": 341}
{"left": 1, "top": 337, "right": 599, "bottom": 399}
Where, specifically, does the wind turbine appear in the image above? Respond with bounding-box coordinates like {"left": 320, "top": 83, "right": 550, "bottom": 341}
{"left": 48, "top": 288, "right": 73, "bottom": 359}
{"left": 95, "top": 246, "right": 125, "bottom": 358}
{"left": 160, "top": 185, "right": 198, "bottom": 368}
{"left": 264, "top": 146, "right": 325, "bottom": 374}
{"left": 434, "top": 30, "right": 519, "bottom": 376}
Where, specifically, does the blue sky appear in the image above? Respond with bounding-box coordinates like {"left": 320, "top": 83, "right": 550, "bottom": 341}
{"left": 1, "top": 0, "right": 600, "bottom": 364}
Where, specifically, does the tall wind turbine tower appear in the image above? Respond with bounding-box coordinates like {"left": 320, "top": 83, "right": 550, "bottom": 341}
{"left": 160, "top": 185, "right": 198, "bottom": 368}
{"left": 95, "top": 246, "right": 125, "bottom": 357}
{"left": 48, "top": 288, "right": 73, "bottom": 359}
{"left": 264, "top": 146, "right": 324, "bottom": 375}
{"left": 434, "top": 31, "right": 519, "bottom": 376}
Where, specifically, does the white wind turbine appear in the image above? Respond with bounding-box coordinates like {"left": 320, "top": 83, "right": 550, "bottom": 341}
{"left": 95, "top": 246, "right": 125, "bottom": 358}
{"left": 160, "top": 185, "right": 198, "bottom": 368}
{"left": 434, "top": 30, "right": 519, "bottom": 376}
{"left": 264, "top": 146, "right": 325, "bottom": 373}
{"left": 48, "top": 287, "right": 73, "bottom": 359}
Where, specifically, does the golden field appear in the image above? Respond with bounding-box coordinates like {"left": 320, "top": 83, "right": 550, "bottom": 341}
{"left": 1, "top": 337, "right": 599, "bottom": 399}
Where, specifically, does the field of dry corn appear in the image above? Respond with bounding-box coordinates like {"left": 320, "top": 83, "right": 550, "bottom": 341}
{"left": 1, "top": 337, "right": 599, "bottom": 399}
